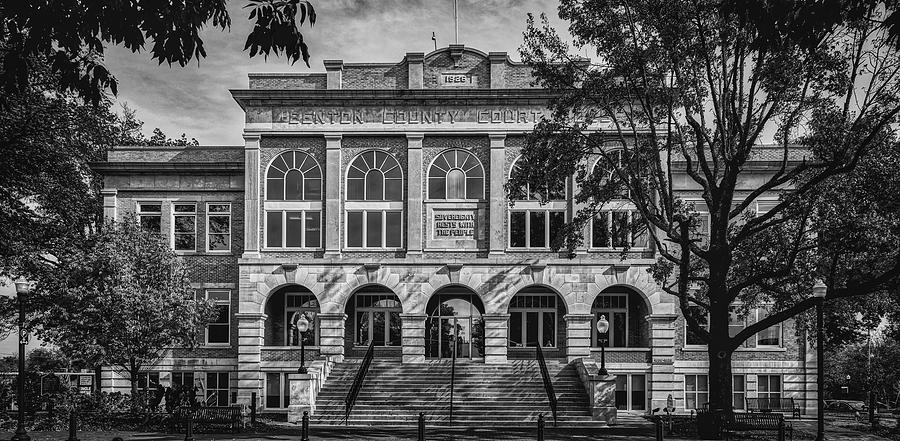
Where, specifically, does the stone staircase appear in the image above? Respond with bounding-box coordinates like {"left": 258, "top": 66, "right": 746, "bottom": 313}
{"left": 312, "top": 359, "right": 598, "bottom": 427}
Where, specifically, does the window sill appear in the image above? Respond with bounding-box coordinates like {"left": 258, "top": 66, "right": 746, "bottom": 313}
{"left": 682, "top": 345, "right": 787, "bottom": 353}
{"left": 263, "top": 346, "right": 321, "bottom": 350}
{"left": 343, "top": 248, "right": 405, "bottom": 252}
{"left": 587, "top": 247, "right": 651, "bottom": 252}
{"left": 506, "top": 248, "right": 556, "bottom": 252}
{"left": 261, "top": 248, "right": 323, "bottom": 252}
{"left": 200, "top": 343, "right": 232, "bottom": 349}
{"left": 204, "top": 251, "right": 234, "bottom": 256}
{"left": 590, "top": 347, "right": 651, "bottom": 352}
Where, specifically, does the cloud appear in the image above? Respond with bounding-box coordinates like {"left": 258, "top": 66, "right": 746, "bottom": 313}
{"left": 103, "top": 0, "right": 563, "bottom": 145}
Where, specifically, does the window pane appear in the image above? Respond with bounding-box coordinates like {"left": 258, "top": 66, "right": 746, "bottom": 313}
{"left": 347, "top": 179, "right": 364, "bottom": 200}
{"left": 612, "top": 211, "right": 628, "bottom": 247}
{"left": 529, "top": 211, "right": 546, "bottom": 248}
{"left": 385, "top": 179, "right": 402, "bottom": 200}
{"left": 542, "top": 312, "right": 555, "bottom": 347}
{"left": 366, "top": 212, "right": 383, "bottom": 247}
{"left": 466, "top": 178, "right": 483, "bottom": 199}
{"left": 509, "top": 312, "right": 523, "bottom": 347}
{"left": 526, "top": 311, "right": 539, "bottom": 346}
{"left": 632, "top": 375, "right": 646, "bottom": 410}
{"left": 549, "top": 211, "right": 565, "bottom": 248}
{"left": 385, "top": 212, "right": 402, "bottom": 247}
{"left": 447, "top": 169, "right": 465, "bottom": 198}
{"left": 266, "top": 212, "right": 282, "bottom": 248}
{"left": 389, "top": 311, "right": 401, "bottom": 346}
{"left": 208, "top": 215, "right": 229, "bottom": 234}
{"left": 140, "top": 216, "right": 161, "bottom": 233}
{"left": 613, "top": 312, "right": 626, "bottom": 347}
{"left": 356, "top": 311, "right": 370, "bottom": 345}
{"left": 592, "top": 213, "right": 609, "bottom": 247}
{"left": 365, "top": 170, "right": 384, "bottom": 200}
{"left": 286, "top": 211, "right": 303, "bottom": 247}
{"left": 265, "top": 373, "right": 281, "bottom": 408}
{"left": 285, "top": 169, "right": 303, "bottom": 200}
{"left": 347, "top": 212, "right": 363, "bottom": 247}
{"left": 510, "top": 212, "right": 526, "bottom": 248}
{"left": 304, "top": 212, "right": 321, "bottom": 248}
{"left": 208, "top": 324, "right": 228, "bottom": 344}
{"left": 686, "top": 375, "right": 696, "bottom": 391}
{"left": 305, "top": 178, "right": 322, "bottom": 200}
{"left": 373, "top": 311, "right": 386, "bottom": 345}
{"left": 632, "top": 212, "right": 649, "bottom": 247}
{"left": 616, "top": 376, "right": 628, "bottom": 410}
{"left": 429, "top": 178, "right": 446, "bottom": 199}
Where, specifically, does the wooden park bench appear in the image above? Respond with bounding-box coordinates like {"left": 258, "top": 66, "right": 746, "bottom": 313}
{"left": 746, "top": 397, "right": 801, "bottom": 418}
{"left": 724, "top": 412, "right": 792, "bottom": 441}
{"left": 173, "top": 405, "right": 243, "bottom": 433}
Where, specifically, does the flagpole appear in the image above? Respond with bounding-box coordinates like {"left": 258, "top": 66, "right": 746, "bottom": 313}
{"left": 454, "top": 0, "right": 459, "bottom": 44}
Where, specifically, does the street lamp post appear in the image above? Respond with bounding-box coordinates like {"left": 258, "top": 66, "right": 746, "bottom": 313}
{"left": 296, "top": 313, "right": 310, "bottom": 374}
{"left": 12, "top": 279, "right": 32, "bottom": 441}
{"left": 596, "top": 315, "right": 610, "bottom": 376}
{"left": 813, "top": 280, "right": 827, "bottom": 441}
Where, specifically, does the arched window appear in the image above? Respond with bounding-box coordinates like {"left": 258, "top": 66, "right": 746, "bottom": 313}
{"left": 589, "top": 150, "right": 649, "bottom": 249}
{"left": 509, "top": 156, "right": 566, "bottom": 201}
{"left": 428, "top": 149, "right": 484, "bottom": 199}
{"left": 266, "top": 151, "right": 322, "bottom": 201}
{"left": 347, "top": 150, "right": 403, "bottom": 201}
{"left": 591, "top": 149, "right": 630, "bottom": 200}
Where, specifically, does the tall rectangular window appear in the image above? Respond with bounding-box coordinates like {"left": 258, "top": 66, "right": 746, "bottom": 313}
{"left": 346, "top": 211, "right": 402, "bottom": 249}
{"left": 173, "top": 203, "right": 197, "bottom": 251}
{"left": 138, "top": 203, "right": 162, "bottom": 233}
{"left": 265, "top": 372, "right": 291, "bottom": 409}
{"left": 684, "top": 374, "right": 709, "bottom": 410}
{"left": 137, "top": 371, "right": 160, "bottom": 392}
{"left": 265, "top": 210, "right": 322, "bottom": 249}
{"left": 206, "top": 203, "right": 231, "bottom": 252}
{"left": 685, "top": 306, "right": 709, "bottom": 346}
{"left": 509, "top": 210, "right": 565, "bottom": 249}
{"left": 758, "top": 374, "right": 782, "bottom": 409}
{"left": 205, "top": 372, "right": 230, "bottom": 406}
{"left": 592, "top": 294, "right": 629, "bottom": 348}
{"left": 756, "top": 308, "right": 782, "bottom": 347}
{"left": 206, "top": 290, "right": 230, "bottom": 345}
{"left": 733, "top": 375, "right": 746, "bottom": 410}
{"left": 172, "top": 372, "right": 194, "bottom": 388}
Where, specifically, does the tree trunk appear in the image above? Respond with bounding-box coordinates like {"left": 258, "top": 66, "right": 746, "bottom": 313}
{"left": 707, "top": 335, "right": 734, "bottom": 412}
{"left": 129, "top": 358, "right": 140, "bottom": 412}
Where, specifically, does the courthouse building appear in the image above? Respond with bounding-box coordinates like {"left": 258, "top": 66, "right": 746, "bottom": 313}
{"left": 94, "top": 45, "right": 819, "bottom": 418}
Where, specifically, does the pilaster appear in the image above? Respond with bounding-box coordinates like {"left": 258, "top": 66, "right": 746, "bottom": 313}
{"left": 647, "top": 314, "right": 678, "bottom": 411}
{"left": 317, "top": 313, "right": 347, "bottom": 362}
{"left": 488, "top": 134, "right": 507, "bottom": 256}
{"left": 406, "top": 53, "right": 424, "bottom": 89}
{"left": 288, "top": 374, "right": 315, "bottom": 421}
{"left": 324, "top": 60, "right": 343, "bottom": 90}
{"left": 324, "top": 134, "right": 343, "bottom": 257}
{"left": 483, "top": 314, "right": 510, "bottom": 364}
{"left": 236, "top": 312, "right": 266, "bottom": 407}
{"left": 488, "top": 52, "right": 507, "bottom": 89}
{"left": 564, "top": 314, "right": 594, "bottom": 363}
{"left": 400, "top": 314, "right": 426, "bottom": 363}
{"left": 406, "top": 133, "right": 424, "bottom": 256}
{"left": 243, "top": 134, "right": 261, "bottom": 259}
{"left": 101, "top": 188, "right": 117, "bottom": 221}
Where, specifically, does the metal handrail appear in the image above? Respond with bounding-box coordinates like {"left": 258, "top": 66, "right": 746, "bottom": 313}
{"left": 535, "top": 344, "right": 558, "bottom": 426}
{"left": 449, "top": 336, "right": 457, "bottom": 426}
{"left": 344, "top": 340, "right": 375, "bottom": 425}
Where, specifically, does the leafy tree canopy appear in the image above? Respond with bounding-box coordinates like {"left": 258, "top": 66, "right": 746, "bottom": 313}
{"left": 514, "top": 0, "right": 900, "bottom": 410}
{"left": 31, "top": 217, "right": 215, "bottom": 399}
{"left": 1, "top": 0, "right": 317, "bottom": 105}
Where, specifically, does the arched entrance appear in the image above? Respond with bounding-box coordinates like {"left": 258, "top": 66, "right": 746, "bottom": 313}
{"left": 507, "top": 285, "right": 568, "bottom": 360}
{"left": 343, "top": 285, "right": 403, "bottom": 357}
{"left": 425, "top": 286, "right": 485, "bottom": 360}
{"left": 264, "top": 285, "right": 321, "bottom": 347}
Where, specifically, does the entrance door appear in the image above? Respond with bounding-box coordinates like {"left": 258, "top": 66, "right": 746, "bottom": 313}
{"left": 425, "top": 289, "right": 485, "bottom": 360}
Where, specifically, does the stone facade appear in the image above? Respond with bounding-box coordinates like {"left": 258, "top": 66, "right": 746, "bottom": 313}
{"left": 93, "top": 45, "right": 819, "bottom": 419}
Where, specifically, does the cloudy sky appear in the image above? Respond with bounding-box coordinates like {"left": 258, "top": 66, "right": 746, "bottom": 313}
{"left": 104, "top": 0, "right": 567, "bottom": 146}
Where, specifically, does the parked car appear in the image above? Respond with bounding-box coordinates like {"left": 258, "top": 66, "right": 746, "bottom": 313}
{"left": 825, "top": 400, "right": 867, "bottom": 412}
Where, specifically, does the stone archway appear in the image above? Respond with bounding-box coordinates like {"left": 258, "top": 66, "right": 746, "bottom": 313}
{"left": 424, "top": 285, "right": 487, "bottom": 360}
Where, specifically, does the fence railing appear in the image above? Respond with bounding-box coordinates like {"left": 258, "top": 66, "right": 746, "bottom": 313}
{"left": 535, "top": 344, "right": 558, "bottom": 426}
{"left": 344, "top": 340, "right": 375, "bottom": 425}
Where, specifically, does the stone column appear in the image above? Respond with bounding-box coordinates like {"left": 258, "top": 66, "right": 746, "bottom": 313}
{"left": 647, "top": 314, "right": 678, "bottom": 411}
{"left": 565, "top": 314, "right": 594, "bottom": 363}
{"left": 317, "top": 313, "right": 347, "bottom": 362}
{"left": 483, "top": 314, "right": 509, "bottom": 364}
{"left": 324, "top": 134, "right": 343, "bottom": 258}
{"left": 236, "top": 312, "right": 266, "bottom": 406}
{"left": 406, "top": 133, "right": 424, "bottom": 256}
{"left": 243, "top": 134, "right": 261, "bottom": 259}
{"left": 288, "top": 373, "right": 315, "bottom": 421}
{"left": 101, "top": 189, "right": 117, "bottom": 221}
{"left": 488, "top": 134, "right": 507, "bottom": 256}
{"left": 401, "top": 314, "right": 426, "bottom": 363}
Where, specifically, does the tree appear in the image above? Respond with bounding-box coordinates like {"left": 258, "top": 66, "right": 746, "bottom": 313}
{"left": 0, "top": 0, "right": 317, "bottom": 105}
{"left": 33, "top": 217, "right": 215, "bottom": 407}
{"left": 826, "top": 337, "right": 900, "bottom": 406}
{"left": 514, "top": 0, "right": 900, "bottom": 411}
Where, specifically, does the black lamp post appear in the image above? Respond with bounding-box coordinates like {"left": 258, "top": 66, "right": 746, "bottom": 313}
{"left": 812, "top": 280, "right": 827, "bottom": 441}
{"left": 296, "top": 313, "right": 310, "bottom": 374}
{"left": 597, "top": 314, "right": 610, "bottom": 376}
{"left": 12, "top": 279, "right": 32, "bottom": 441}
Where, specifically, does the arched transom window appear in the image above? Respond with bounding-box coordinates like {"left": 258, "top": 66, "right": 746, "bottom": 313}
{"left": 428, "top": 149, "right": 484, "bottom": 199}
{"left": 509, "top": 156, "right": 566, "bottom": 201}
{"left": 347, "top": 150, "right": 403, "bottom": 201}
{"left": 266, "top": 151, "right": 322, "bottom": 201}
